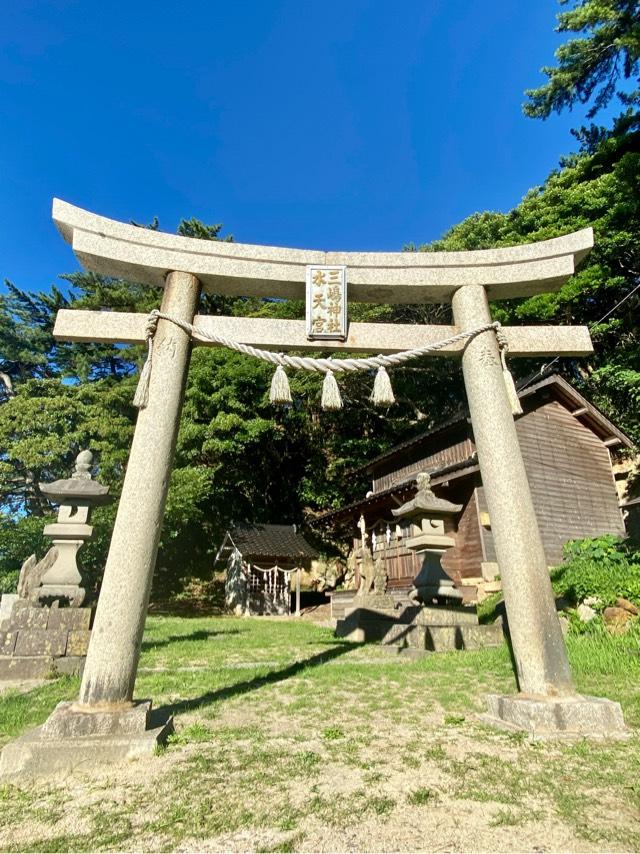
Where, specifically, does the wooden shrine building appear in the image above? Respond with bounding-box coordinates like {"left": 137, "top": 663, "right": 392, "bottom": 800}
{"left": 217, "top": 524, "right": 317, "bottom": 615}
{"left": 320, "top": 374, "right": 633, "bottom": 602}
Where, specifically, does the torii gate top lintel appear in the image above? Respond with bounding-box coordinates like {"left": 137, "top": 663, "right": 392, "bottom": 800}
{"left": 52, "top": 198, "right": 593, "bottom": 304}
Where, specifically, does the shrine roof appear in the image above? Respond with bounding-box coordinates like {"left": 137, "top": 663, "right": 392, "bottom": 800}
{"left": 316, "top": 454, "right": 478, "bottom": 524}
{"left": 359, "top": 373, "right": 633, "bottom": 474}
{"left": 225, "top": 524, "right": 318, "bottom": 559}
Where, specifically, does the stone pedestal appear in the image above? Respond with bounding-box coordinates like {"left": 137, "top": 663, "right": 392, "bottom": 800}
{"left": 335, "top": 595, "right": 503, "bottom": 652}
{"left": 0, "top": 700, "right": 173, "bottom": 780}
{"left": 481, "top": 693, "right": 628, "bottom": 739}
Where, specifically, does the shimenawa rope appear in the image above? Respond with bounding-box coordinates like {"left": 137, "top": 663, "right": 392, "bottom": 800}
{"left": 133, "top": 310, "right": 520, "bottom": 413}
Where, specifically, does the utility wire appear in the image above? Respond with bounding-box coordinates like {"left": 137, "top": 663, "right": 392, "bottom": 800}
{"left": 516, "top": 279, "right": 640, "bottom": 392}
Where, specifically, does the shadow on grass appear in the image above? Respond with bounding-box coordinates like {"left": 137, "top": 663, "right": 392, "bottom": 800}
{"left": 141, "top": 628, "right": 241, "bottom": 651}
{"left": 156, "top": 641, "right": 356, "bottom": 718}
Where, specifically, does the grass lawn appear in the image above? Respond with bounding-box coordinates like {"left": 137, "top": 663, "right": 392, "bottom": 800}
{"left": 0, "top": 616, "right": 639, "bottom": 852}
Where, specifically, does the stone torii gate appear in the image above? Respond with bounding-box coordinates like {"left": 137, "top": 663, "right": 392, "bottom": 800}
{"left": 0, "top": 200, "right": 626, "bottom": 777}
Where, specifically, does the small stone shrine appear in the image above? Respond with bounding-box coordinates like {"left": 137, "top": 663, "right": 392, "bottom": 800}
{"left": 0, "top": 451, "right": 110, "bottom": 680}
{"left": 335, "top": 472, "right": 503, "bottom": 652}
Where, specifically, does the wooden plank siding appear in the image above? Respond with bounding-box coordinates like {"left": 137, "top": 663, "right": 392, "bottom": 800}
{"left": 479, "top": 400, "right": 625, "bottom": 567}
{"left": 372, "top": 433, "right": 474, "bottom": 493}
{"left": 441, "top": 479, "right": 485, "bottom": 584}
{"left": 339, "top": 380, "right": 630, "bottom": 596}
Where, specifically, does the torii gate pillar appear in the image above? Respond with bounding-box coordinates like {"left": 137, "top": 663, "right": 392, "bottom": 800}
{"left": 80, "top": 271, "right": 201, "bottom": 706}
{"left": 452, "top": 285, "right": 573, "bottom": 695}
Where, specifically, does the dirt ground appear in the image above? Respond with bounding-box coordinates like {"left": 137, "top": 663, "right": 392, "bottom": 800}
{"left": 0, "top": 616, "right": 638, "bottom": 853}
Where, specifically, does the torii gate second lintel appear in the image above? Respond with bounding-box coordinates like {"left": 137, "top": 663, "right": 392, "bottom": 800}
{"left": 48, "top": 201, "right": 627, "bottom": 743}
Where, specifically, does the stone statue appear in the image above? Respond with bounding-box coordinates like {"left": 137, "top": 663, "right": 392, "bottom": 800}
{"left": 372, "top": 556, "right": 388, "bottom": 595}
{"left": 16, "top": 549, "right": 59, "bottom": 603}
{"left": 357, "top": 545, "right": 375, "bottom": 596}
{"left": 343, "top": 549, "right": 358, "bottom": 590}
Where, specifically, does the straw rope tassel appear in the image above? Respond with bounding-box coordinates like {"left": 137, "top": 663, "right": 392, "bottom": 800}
{"left": 371, "top": 365, "right": 395, "bottom": 406}
{"left": 321, "top": 369, "right": 343, "bottom": 410}
{"left": 496, "top": 327, "right": 523, "bottom": 416}
{"left": 132, "top": 311, "right": 159, "bottom": 409}
{"left": 269, "top": 365, "right": 292, "bottom": 404}
{"left": 134, "top": 309, "right": 502, "bottom": 412}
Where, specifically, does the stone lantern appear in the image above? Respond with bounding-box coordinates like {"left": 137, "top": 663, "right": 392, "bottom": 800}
{"left": 392, "top": 472, "right": 463, "bottom": 604}
{"left": 35, "top": 450, "right": 112, "bottom": 607}
{"left": 0, "top": 450, "right": 111, "bottom": 681}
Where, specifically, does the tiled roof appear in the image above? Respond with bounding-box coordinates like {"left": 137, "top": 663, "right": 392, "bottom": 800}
{"left": 229, "top": 524, "right": 318, "bottom": 559}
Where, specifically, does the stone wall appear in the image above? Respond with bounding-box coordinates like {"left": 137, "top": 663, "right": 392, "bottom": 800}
{"left": 0, "top": 599, "right": 92, "bottom": 679}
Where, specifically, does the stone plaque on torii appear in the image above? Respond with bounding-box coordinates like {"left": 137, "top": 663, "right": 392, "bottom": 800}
{"left": 0, "top": 199, "right": 625, "bottom": 777}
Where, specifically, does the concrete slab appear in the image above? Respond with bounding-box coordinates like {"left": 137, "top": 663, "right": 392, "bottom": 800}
{"left": 480, "top": 693, "right": 628, "bottom": 739}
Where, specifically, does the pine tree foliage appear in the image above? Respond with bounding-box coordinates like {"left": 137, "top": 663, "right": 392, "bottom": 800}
{"left": 524, "top": 0, "right": 640, "bottom": 119}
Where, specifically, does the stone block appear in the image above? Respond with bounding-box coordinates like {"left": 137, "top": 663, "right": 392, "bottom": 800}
{"left": 379, "top": 622, "right": 418, "bottom": 649}
{"left": 0, "top": 632, "right": 17, "bottom": 655}
{"left": 42, "top": 700, "right": 152, "bottom": 738}
{"left": 50, "top": 656, "right": 85, "bottom": 677}
{"left": 14, "top": 629, "right": 67, "bottom": 657}
{"left": 329, "top": 591, "right": 356, "bottom": 620}
{"left": 0, "top": 716, "right": 174, "bottom": 780}
{"left": 482, "top": 693, "right": 628, "bottom": 738}
{"left": 414, "top": 604, "right": 479, "bottom": 626}
{"left": 65, "top": 630, "right": 91, "bottom": 656}
{"left": 43, "top": 522, "right": 92, "bottom": 538}
{"left": 345, "top": 594, "right": 396, "bottom": 616}
{"left": 422, "top": 626, "right": 458, "bottom": 652}
{"left": 0, "top": 594, "right": 18, "bottom": 628}
{"left": 0, "top": 656, "right": 57, "bottom": 680}
{"left": 483, "top": 581, "right": 502, "bottom": 594}
{"left": 11, "top": 603, "right": 49, "bottom": 630}
{"left": 47, "top": 607, "right": 91, "bottom": 632}
{"left": 459, "top": 623, "right": 504, "bottom": 649}
{"left": 336, "top": 611, "right": 503, "bottom": 653}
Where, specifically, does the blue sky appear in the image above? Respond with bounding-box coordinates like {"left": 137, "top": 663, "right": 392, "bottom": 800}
{"left": 1, "top": 0, "right": 602, "bottom": 295}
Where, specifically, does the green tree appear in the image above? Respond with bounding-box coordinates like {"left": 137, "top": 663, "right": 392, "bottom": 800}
{"left": 524, "top": 0, "right": 640, "bottom": 120}
{"left": 420, "top": 123, "right": 640, "bottom": 440}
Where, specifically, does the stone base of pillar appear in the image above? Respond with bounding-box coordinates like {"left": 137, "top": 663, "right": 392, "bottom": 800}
{"left": 481, "top": 693, "right": 628, "bottom": 739}
{"left": 0, "top": 700, "right": 173, "bottom": 780}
